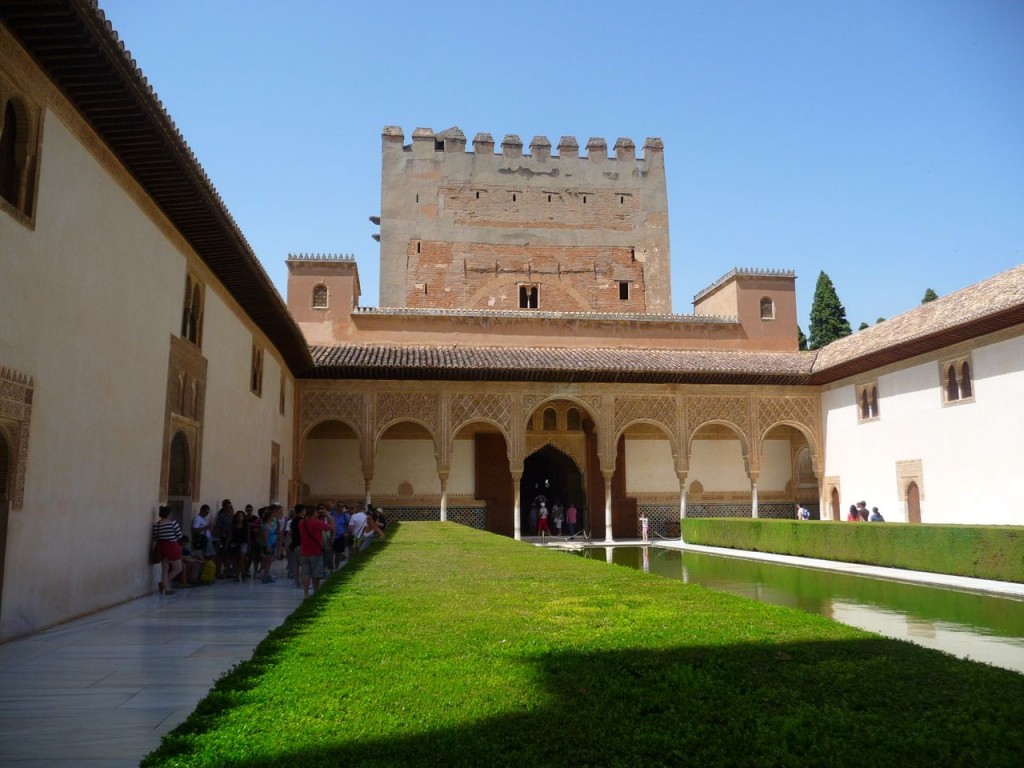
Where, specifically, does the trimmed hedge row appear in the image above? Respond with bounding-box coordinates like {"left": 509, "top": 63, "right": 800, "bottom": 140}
{"left": 681, "top": 518, "right": 1024, "bottom": 582}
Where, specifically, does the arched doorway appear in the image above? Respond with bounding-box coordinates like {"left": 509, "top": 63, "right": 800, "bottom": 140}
{"left": 521, "top": 445, "right": 586, "bottom": 535}
{"left": 907, "top": 481, "right": 921, "bottom": 523}
{"left": 830, "top": 487, "right": 840, "bottom": 522}
{"left": 166, "top": 431, "right": 191, "bottom": 531}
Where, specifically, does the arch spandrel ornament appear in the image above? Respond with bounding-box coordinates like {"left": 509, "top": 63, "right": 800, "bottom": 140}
{"left": 756, "top": 395, "right": 822, "bottom": 473}
{"left": 375, "top": 392, "right": 440, "bottom": 438}
{"left": 449, "top": 392, "right": 513, "bottom": 439}
{"left": 614, "top": 395, "right": 679, "bottom": 453}
{"left": 300, "top": 390, "right": 365, "bottom": 438}
{"left": 685, "top": 395, "right": 750, "bottom": 445}
{"left": 524, "top": 435, "right": 586, "bottom": 476}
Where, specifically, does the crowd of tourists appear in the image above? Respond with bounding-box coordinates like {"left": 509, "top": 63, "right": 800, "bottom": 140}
{"left": 526, "top": 496, "right": 580, "bottom": 537}
{"left": 794, "top": 500, "right": 884, "bottom": 522}
{"left": 151, "top": 499, "right": 386, "bottom": 596}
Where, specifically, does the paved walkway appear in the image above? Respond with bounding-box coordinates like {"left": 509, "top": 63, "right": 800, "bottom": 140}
{"left": 1, "top": 542, "right": 1022, "bottom": 767}
{"left": 0, "top": 565, "right": 306, "bottom": 767}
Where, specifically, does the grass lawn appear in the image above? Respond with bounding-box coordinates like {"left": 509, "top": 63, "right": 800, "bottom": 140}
{"left": 144, "top": 523, "right": 1024, "bottom": 767}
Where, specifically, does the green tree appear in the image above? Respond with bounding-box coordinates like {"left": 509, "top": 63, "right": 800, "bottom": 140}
{"left": 797, "top": 325, "right": 808, "bottom": 351}
{"left": 922, "top": 288, "right": 938, "bottom": 303}
{"left": 858, "top": 321, "right": 869, "bottom": 331}
{"left": 808, "top": 271, "right": 852, "bottom": 350}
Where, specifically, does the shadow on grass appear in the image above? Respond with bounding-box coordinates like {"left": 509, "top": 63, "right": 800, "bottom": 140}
{"left": 147, "top": 632, "right": 1024, "bottom": 768}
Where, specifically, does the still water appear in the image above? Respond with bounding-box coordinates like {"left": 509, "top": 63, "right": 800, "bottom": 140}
{"left": 577, "top": 546, "right": 1024, "bottom": 674}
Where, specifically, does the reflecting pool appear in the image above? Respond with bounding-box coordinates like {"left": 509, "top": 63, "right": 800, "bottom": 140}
{"left": 576, "top": 546, "right": 1024, "bottom": 674}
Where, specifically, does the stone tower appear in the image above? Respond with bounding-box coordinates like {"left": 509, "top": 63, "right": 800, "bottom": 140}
{"left": 377, "top": 127, "right": 672, "bottom": 313}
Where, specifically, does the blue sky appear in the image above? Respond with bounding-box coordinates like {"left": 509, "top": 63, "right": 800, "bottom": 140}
{"left": 98, "top": 0, "right": 1023, "bottom": 330}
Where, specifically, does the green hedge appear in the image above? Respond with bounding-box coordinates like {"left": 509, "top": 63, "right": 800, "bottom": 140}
{"left": 682, "top": 518, "right": 1024, "bottom": 582}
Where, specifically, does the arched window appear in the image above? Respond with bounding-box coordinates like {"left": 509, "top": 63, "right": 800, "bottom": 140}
{"left": 945, "top": 365, "right": 959, "bottom": 403}
{"left": 181, "top": 276, "right": 204, "bottom": 346}
{"left": 960, "top": 362, "right": 972, "bottom": 399}
{"left": 941, "top": 356, "right": 974, "bottom": 404}
{"left": 856, "top": 382, "right": 879, "bottom": 421}
{"left": 312, "top": 283, "right": 328, "bottom": 309}
{"left": 566, "top": 407, "right": 581, "bottom": 431}
{"left": 0, "top": 100, "right": 18, "bottom": 207}
{"left": 543, "top": 408, "right": 557, "bottom": 431}
{"left": 759, "top": 297, "right": 775, "bottom": 320}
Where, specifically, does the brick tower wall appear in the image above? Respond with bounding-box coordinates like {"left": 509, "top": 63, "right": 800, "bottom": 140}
{"left": 378, "top": 127, "right": 672, "bottom": 313}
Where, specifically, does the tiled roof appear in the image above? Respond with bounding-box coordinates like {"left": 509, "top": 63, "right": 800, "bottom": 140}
{"left": 310, "top": 345, "right": 815, "bottom": 385}
{"left": 353, "top": 306, "right": 737, "bottom": 323}
{"left": 811, "top": 263, "right": 1024, "bottom": 382}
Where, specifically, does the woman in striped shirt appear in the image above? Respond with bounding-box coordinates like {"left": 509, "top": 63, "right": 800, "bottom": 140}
{"left": 152, "top": 505, "right": 183, "bottom": 594}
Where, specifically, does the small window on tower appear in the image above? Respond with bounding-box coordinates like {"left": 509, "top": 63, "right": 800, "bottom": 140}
{"left": 618, "top": 281, "right": 629, "bottom": 301}
{"left": 312, "top": 284, "right": 328, "bottom": 309}
{"left": 760, "top": 297, "right": 775, "bottom": 320}
{"left": 519, "top": 285, "right": 539, "bottom": 309}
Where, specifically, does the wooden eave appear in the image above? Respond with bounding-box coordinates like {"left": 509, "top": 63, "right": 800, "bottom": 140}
{"left": 1, "top": 0, "right": 314, "bottom": 374}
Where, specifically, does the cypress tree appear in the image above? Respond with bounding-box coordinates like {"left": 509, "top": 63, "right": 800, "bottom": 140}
{"left": 797, "top": 325, "right": 808, "bottom": 351}
{"left": 922, "top": 288, "right": 938, "bottom": 303}
{"left": 808, "top": 271, "right": 852, "bottom": 350}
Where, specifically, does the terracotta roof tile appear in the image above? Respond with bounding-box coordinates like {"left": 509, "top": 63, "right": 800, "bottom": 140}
{"left": 311, "top": 345, "right": 815, "bottom": 385}
{"left": 812, "top": 263, "right": 1024, "bottom": 379}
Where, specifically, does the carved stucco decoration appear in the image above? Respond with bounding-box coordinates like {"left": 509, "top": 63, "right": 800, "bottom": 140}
{"left": 449, "top": 392, "right": 512, "bottom": 439}
{"left": 614, "top": 395, "right": 677, "bottom": 444}
{"left": 756, "top": 395, "right": 820, "bottom": 471}
{"left": 375, "top": 392, "right": 439, "bottom": 438}
{"left": 301, "top": 390, "right": 365, "bottom": 437}
{"left": 0, "top": 367, "right": 32, "bottom": 510}
{"left": 686, "top": 395, "right": 750, "bottom": 444}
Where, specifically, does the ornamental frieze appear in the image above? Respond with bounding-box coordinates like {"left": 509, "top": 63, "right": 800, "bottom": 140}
{"left": 449, "top": 392, "right": 512, "bottom": 436}
{"left": 685, "top": 395, "right": 750, "bottom": 442}
{"left": 756, "top": 396, "right": 819, "bottom": 445}
{"left": 614, "top": 395, "right": 677, "bottom": 438}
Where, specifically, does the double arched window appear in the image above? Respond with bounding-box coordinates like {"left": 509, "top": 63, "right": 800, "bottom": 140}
{"left": 856, "top": 381, "right": 879, "bottom": 422}
{"left": 942, "top": 358, "right": 973, "bottom": 404}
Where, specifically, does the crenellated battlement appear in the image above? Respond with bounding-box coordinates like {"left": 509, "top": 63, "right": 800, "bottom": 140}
{"left": 286, "top": 253, "right": 356, "bottom": 262}
{"left": 694, "top": 268, "right": 797, "bottom": 303}
{"left": 382, "top": 126, "right": 664, "bottom": 163}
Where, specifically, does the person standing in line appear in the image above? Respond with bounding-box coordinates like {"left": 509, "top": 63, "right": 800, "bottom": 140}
{"left": 191, "top": 504, "right": 212, "bottom": 559}
{"left": 348, "top": 503, "right": 368, "bottom": 554}
{"left": 331, "top": 503, "right": 350, "bottom": 569}
{"left": 298, "top": 504, "right": 331, "bottom": 598}
{"left": 152, "top": 505, "right": 183, "bottom": 595}
{"left": 847, "top": 504, "right": 860, "bottom": 522}
{"left": 566, "top": 502, "right": 578, "bottom": 537}
{"left": 552, "top": 502, "right": 564, "bottom": 535}
{"left": 796, "top": 503, "right": 810, "bottom": 520}
{"left": 259, "top": 508, "right": 277, "bottom": 582}
{"left": 869, "top": 506, "right": 885, "bottom": 522}
{"left": 287, "top": 506, "right": 302, "bottom": 588}
{"left": 214, "top": 499, "right": 235, "bottom": 578}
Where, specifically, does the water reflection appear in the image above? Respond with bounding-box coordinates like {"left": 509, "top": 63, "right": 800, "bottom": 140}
{"left": 578, "top": 546, "right": 1024, "bottom": 674}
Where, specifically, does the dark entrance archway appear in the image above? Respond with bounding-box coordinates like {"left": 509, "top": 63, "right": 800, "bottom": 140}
{"left": 907, "top": 481, "right": 921, "bottom": 523}
{"left": 521, "top": 446, "right": 585, "bottom": 534}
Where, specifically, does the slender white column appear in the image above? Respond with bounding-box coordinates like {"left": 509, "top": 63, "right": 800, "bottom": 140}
{"left": 512, "top": 472, "right": 522, "bottom": 541}
{"left": 678, "top": 472, "right": 687, "bottom": 542}
{"left": 439, "top": 473, "right": 448, "bottom": 522}
{"left": 751, "top": 475, "right": 759, "bottom": 519}
{"left": 364, "top": 479, "right": 372, "bottom": 508}
{"left": 603, "top": 472, "right": 614, "bottom": 543}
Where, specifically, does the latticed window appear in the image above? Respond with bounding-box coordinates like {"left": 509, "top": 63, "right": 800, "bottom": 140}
{"left": 543, "top": 408, "right": 557, "bottom": 431}
{"left": 760, "top": 296, "right": 775, "bottom": 320}
{"left": 941, "top": 356, "right": 974, "bottom": 404}
{"left": 312, "top": 283, "right": 328, "bottom": 309}
{"left": 567, "top": 407, "right": 581, "bottom": 430}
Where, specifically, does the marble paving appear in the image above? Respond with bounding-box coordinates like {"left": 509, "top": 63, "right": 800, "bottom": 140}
{"left": 0, "top": 563, "right": 306, "bottom": 767}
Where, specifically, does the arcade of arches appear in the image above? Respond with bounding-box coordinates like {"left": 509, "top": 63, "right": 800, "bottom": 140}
{"left": 295, "top": 382, "right": 824, "bottom": 538}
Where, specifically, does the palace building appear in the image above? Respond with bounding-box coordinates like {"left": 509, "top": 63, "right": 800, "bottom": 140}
{"left": 1, "top": 0, "right": 1022, "bottom": 640}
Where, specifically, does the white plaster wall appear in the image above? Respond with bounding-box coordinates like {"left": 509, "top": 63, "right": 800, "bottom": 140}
{"left": 687, "top": 439, "right": 749, "bottom": 491}
{"left": 301, "top": 438, "right": 363, "bottom": 497}
{"left": 374, "top": 439, "right": 441, "bottom": 497}
{"left": 0, "top": 109, "right": 295, "bottom": 639}
{"left": 822, "top": 333, "right": 1024, "bottom": 525}
{"left": 624, "top": 439, "right": 677, "bottom": 493}
{"left": 759, "top": 440, "right": 794, "bottom": 492}
{"left": 448, "top": 439, "right": 476, "bottom": 496}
